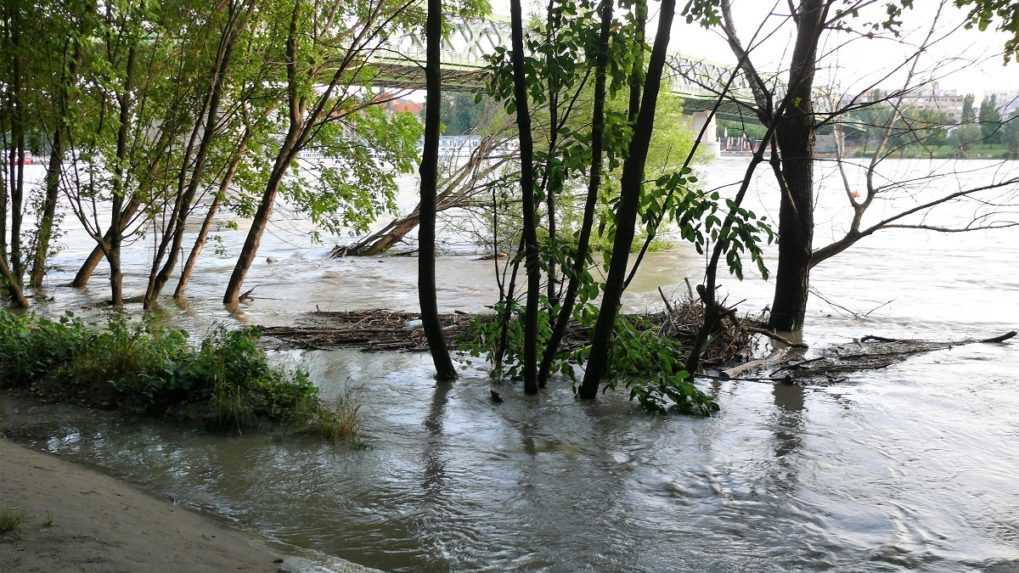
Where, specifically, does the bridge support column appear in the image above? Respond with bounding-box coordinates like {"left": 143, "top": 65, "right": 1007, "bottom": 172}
{"left": 687, "top": 110, "right": 719, "bottom": 157}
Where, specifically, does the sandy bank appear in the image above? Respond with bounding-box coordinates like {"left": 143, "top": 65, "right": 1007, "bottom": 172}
{"left": 0, "top": 438, "right": 374, "bottom": 573}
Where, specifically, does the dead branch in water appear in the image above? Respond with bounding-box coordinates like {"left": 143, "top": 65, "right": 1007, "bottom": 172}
{"left": 259, "top": 298, "right": 764, "bottom": 365}
{"left": 744, "top": 330, "right": 1018, "bottom": 381}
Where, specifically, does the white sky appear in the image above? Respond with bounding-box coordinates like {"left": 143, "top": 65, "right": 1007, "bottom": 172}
{"left": 489, "top": 0, "right": 1019, "bottom": 100}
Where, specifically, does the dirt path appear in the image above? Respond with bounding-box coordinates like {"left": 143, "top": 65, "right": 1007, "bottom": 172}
{"left": 0, "top": 438, "right": 373, "bottom": 573}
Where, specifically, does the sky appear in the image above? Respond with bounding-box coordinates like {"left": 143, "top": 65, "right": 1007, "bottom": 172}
{"left": 488, "top": 0, "right": 1019, "bottom": 101}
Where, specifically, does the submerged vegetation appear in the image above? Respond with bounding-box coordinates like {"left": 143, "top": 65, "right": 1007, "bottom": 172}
{"left": 0, "top": 311, "right": 356, "bottom": 439}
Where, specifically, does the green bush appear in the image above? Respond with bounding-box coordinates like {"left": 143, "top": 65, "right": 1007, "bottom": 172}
{"left": 0, "top": 311, "right": 351, "bottom": 437}
{"left": 462, "top": 302, "right": 718, "bottom": 415}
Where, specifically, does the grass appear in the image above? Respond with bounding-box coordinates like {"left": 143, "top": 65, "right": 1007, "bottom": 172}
{"left": 0, "top": 508, "right": 25, "bottom": 536}
{"left": 0, "top": 310, "right": 359, "bottom": 442}
{"left": 304, "top": 391, "right": 362, "bottom": 444}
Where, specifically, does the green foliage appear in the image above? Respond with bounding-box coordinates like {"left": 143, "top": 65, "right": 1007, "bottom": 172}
{"left": 0, "top": 311, "right": 340, "bottom": 435}
{"left": 957, "top": 0, "right": 1019, "bottom": 62}
{"left": 287, "top": 106, "right": 422, "bottom": 239}
{"left": 962, "top": 93, "right": 977, "bottom": 124}
{"left": 849, "top": 105, "right": 954, "bottom": 151}
{"left": 462, "top": 302, "right": 718, "bottom": 415}
{"left": 979, "top": 95, "right": 1003, "bottom": 143}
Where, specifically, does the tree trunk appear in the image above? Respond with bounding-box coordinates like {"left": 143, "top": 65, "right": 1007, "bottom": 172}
{"left": 174, "top": 128, "right": 250, "bottom": 300}
{"left": 222, "top": 157, "right": 288, "bottom": 306}
{"left": 107, "top": 45, "right": 137, "bottom": 309}
{"left": 627, "top": 0, "right": 646, "bottom": 122}
{"left": 30, "top": 126, "right": 64, "bottom": 289}
{"left": 0, "top": 255, "right": 27, "bottom": 308}
{"left": 31, "top": 28, "right": 82, "bottom": 290}
{"left": 417, "top": 0, "right": 457, "bottom": 381}
{"left": 8, "top": 1, "right": 25, "bottom": 282}
{"left": 538, "top": 0, "right": 614, "bottom": 387}
{"left": 767, "top": 0, "right": 825, "bottom": 332}
{"left": 578, "top": 0, "right": 676, "bottom": 399}
{"left": 332, "top": 212, "right": 422, "bottom": 256}
{"left": 224, "top": 2, "right": 304, "bottom": 307}
{"left": 543, "top": 1, "right": 561, "bottom": 309}
{"left": 509, "top": 0, "right": 541, "bottom": 394}
{"left": 71, "top": 196, "right": 140, "bottom": 288}
{"left": 146, "top": 9, "right": 243, "bottom": 308}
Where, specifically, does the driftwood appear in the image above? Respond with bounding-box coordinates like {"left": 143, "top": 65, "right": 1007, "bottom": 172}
{"left": 719, "top": 330, "right": 1016, "bottom": 382}
{"left": 259, "top": 300, "right": 762, "bottom": 364}
{"left": 259, "top": 310, "right": 476, "bottom": 352}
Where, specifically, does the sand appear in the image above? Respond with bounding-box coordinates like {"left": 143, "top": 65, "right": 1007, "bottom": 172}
{"left": 0, "top": 438, "right": 373, "bottom": 573}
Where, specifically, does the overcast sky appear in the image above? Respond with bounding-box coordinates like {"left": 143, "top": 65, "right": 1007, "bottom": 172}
{"left": 488, "top": 0, "right": 1019, "bottom": 100}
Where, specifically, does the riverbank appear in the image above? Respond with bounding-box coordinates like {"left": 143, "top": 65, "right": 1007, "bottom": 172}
{"left": 0, "top": 438, "right": 372, "bottom": 573}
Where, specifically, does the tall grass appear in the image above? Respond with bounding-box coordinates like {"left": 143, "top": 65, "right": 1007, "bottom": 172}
{"left": 0, "top": 508, "right": 25, "bottom": 536}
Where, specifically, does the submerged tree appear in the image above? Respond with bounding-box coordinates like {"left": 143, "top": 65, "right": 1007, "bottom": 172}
{"left": 678, "top": 0, "right": 1019, "bottom": 342}
{"left": 578, "top": 0, "right": 680, "bottom": 397}
{"left": 419, "top": 0, "right": 458, "bottom": 381}
{"left": 221, "top": 0, "right": 438, "bottom": 307}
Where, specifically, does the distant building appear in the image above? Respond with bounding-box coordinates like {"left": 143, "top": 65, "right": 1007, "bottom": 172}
{"left": 387, "top": 98, "right": 423, "bottom": 115}
{"left": 858, "top": 83, "right": 966, "bottom": 123}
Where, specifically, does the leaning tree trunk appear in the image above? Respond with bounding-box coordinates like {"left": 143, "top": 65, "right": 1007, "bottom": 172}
{"left": 767, "top": 0, "right": 825, "bottom": 332}
{"left": 224, "top": 2, "right": 305, "bottom": 307}
{"left": 146, "top": 8, "right": 244, "bottom": 309}
{"left": 174, "top": 128, "right": 250, "bottom": 300}
{"left": 222, "top": 153, "right": 290, "bottom": 306}
{"left": 31, "top": 39, "right": 80, "bottom": 289}
{"left": 31, "top": 126, "right": 65, "bottom": 289}
{"left": 578, "top": 0, "right": 677, "bottom": 399}
{"left": 418, "top": 0, "right": 457, "bottom": 381}
{"left": 508, "top": 0, "right": 541, "bottom": 395}
{"left": 332, "top": 213, "right": 422, "bottom": 257}
{"left": 71, "top": 196, "right": 140, "bottom": 288}
{"left": 538, "top": 0, "right": 614, "bottom": 387}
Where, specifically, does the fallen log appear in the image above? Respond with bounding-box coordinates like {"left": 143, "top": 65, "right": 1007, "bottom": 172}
{"left": 714, "top": 331, "right": 1015, "bottom": 383}
{"left": 768, "top": 330, "right": 1016, "bottom": 379}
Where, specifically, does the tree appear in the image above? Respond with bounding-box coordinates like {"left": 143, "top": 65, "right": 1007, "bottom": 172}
{"left": 677, "top": 0, "right": 1018, "bottom": 336}
{"left": 978, "top": 94, "right": 1002, "bottom": 143}
{"left": 2, "top": 0, "right": 27, "bottom": 293}
{"left": 28, "top": 2, "right": 88, "bottom": 290}
{"left": 962, "top": 93, "right": 977, "bottom": 124}
{"left": 142, "top": 0, "right": 256, "bottom": 308}
{"left": 419, "top": 0, "right": 458, "bottom": 381}
{"left": 506, "top": 0, "right": 542, "bottom": 394}
{"left": 578, "top": 0, "right": 680, "bottom": 397}
{"left": 222, "top": 0, "right": 431, "bottom": 307}
{"left": 537, "top": 0, "right": 615, "bottom": 387}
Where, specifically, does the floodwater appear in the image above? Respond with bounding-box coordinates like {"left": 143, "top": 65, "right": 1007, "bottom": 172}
{"left": 1, "top": 157, "right": 1018, "bottom": 572}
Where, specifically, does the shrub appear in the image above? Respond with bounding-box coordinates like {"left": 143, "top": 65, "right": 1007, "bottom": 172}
{"left": 0, "top": 311, "right": 351, "bottom": 438}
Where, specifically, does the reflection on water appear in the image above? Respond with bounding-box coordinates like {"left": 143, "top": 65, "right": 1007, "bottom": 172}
{"left": 2, "top": 159, "right": 1018, "bottom": 571}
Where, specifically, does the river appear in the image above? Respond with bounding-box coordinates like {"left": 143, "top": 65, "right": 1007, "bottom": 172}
{"left": 1, "top": 157, "right": 1017, "bottom": 572}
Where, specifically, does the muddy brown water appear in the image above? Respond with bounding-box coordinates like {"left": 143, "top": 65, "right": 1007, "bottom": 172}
{"left": 1, "top": 158, "right": 1017, "bottom": 572}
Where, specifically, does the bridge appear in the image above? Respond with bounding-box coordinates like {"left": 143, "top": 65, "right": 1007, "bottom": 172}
{"left": 369, "top": 18, "right": 767, "bottom": 154}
